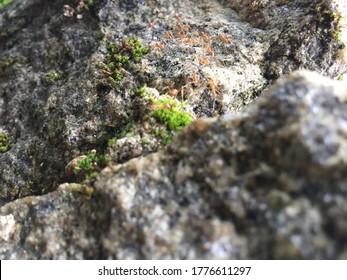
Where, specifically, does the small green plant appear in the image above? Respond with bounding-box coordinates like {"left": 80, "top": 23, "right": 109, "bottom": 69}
{"left": 334, "top": 15, "right": 345, "bottom": 44}
{"left": 0, "top": 58, "right": 15, "bottom": 67}
{"left": 67, "top": 150, "right": 110, "bottom": 198}
{"left": 99, "top": 37, "right": 150, "bottom": 88}
{"left": 153, "top": 108, "right": 192, "bottom": 131}
{"left": 113, "top": 69, "right": 122, "bottom": 84}
{"left": 127, "top": 37, "right": 150, "bottom": 62}
{"left": 24, "top": 181, "right": 33, "bottom": 190}
{"left": 141, "top": 137, "right": 148, "bottom": 144}
{"left": 75, "top": 153, "right": 96, "bottom": 173}
{"left": 86, "top": 0, "right": 94, "bottom": 8}
{"left": 0, "top": 131, "right": 13, "bottom": 153}
{"left": 154, "top": 129, "right": 173, "bottom": 145}
{"left": 0, "top": 0, "right": 12, "bottom": 8}
{"left": 147, "top": 95, "right": 192, "bottom": 145}
{"left": 107, "top": 122, "right": 133, "bottom": 147}
{"left": 75, "top": 152, "right": 110, "bottom": 173}
{"left": 85, "top": 171, "right": 99, "bottom": 181}
{"left": 132, "top": 87, "right": 193, "bottom": 145}
{"left": 316, "top": 6, "right": 345, "bottom": 44}
{"left": 73, "top": 150, "right": 110, "bottom": 180}
{"left": 151, "top": 96, "right": 192, "bottom": 131}
{"left": 107, "top": 137, "right": 118, "bottom": 147}
{"left": 44, "top": 70, "right": 63, "bottom": 84}
{"left": 133, "top": 86, "right": 147, "bottom": 97}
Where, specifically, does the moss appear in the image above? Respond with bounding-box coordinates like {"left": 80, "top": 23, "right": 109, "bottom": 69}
{"left": 108, "top": 122, "right": 133, "bottom": 147}
{"left": 151, "top": 95, "right": 192, "bottom": 131}
{"left": 152, "top": 96, "right": 192, "bottom": 145}
{"left": 99, "top": 37, "right": 150, "bottom": 89}
{"left": 66, "top": 150, "right": 110, "bottom": 199}
{"left": 0, "top": 30, "right": 9, "bottom": 37}
{"left": 133, "top": 86, "right": 147, "bottom": 97}
{"left": 118, "top": 122, "right": 133, "bottom": 138}
{"left": 141, "top": 137, "right": 148, "bottom": 144}
{"left": 75, "top": 154, "right": 96, "bottom": 173}
{"left": 133, "top": 87, "right": 192, "bottom": 145}
{"left": 153, "top": 108, "right": 192, "bottom": 131}
{"left": 107, "top": 137, "right": 118, "bottom": 147}
{"left": 72, "top": 150, "right": 111, "bottom": 190}
{"left": 113, "top": 69, "right": 122, "bottom": 84}
{"left": 74, "top": 151, "right": 110, "bottom": 174}
{"left": 85, "top": 0, "right": 94, "bottom": 8}
{"left": 316, "top": 5, "right": 345, "bottom": 45}
{"left": 113, "top": 53, "right": 130, "bottom": 65}
{"left": 334, "top": 15, "right": 345, "bottom": 44}
{"left": 0, "top": 131, "right": 13, "bottom": 153}
{"left": 154, "top": 129, "right": 173, "bottom": 145}
{"left": 84, "top": 172, "right": 99, "bottom": 187}
{"left": 127, "top": 37, "right": 150, "bottom": 62}
{"left": 44, "top": 70, "right": 63, "bottom": 84}
{"left": 0, "top": 0, "right": 12, "bottom": 8}
{"left": 0, "top": 58, "right": 15, "bottom": 67}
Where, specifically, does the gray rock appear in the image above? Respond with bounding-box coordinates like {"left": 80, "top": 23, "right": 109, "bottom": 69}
{"left": 1, "top": 70, "right": 347, "bottom": 259}
{"left": 1, "top": 0, "right": 346, "bottom": 203}
{"left": 228, "top": 0, "right": 347, "bottom": 80}
{"left": 0, "top": 186, "right": 102, "bottom": 259}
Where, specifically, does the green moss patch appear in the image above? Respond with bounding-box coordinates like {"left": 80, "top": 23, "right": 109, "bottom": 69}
{"left": 0, "top": 58, "right": 15, "bottom": 67}
{"left": 44, "top": 70, "right": 63, "bottom": 84}
{"left": 0, "top": 131, "right": 13, "bottom": 153}
{"left": 107, "top": 122, "right": 134, "bottom": 147}
{"left": 316, "top": 5, "right": 345, "bottom": 45}
{"left": 0, "top": 0, "right": 12, "bottom": 8}
{"left": 98, "top": 37, "right": 150, "bottom": 88}
{"left": 73, "top": 150, "right": 111, "bottom": 185}
{"left": 153, "top": 107, "right": 192, "bottom": 131}
{"left": 151, "top": 96, "right": 192, "bottom": 131}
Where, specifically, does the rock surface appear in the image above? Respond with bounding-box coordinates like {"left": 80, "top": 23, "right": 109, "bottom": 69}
{"left": 0, "top": 0, "right": 347, "bottom": 259}
{"left": 1, "top": 0, "right": 346, "bottom": 203}
{"left": 1, "top": 71, "right": 347, "bottom": 259}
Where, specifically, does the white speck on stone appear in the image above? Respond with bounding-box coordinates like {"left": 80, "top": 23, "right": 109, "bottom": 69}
{"left": 209, "top": 238, "right": 232, "bottom": 259}
{"left": 285, "top": 205, "right": 300, "bottom": 217}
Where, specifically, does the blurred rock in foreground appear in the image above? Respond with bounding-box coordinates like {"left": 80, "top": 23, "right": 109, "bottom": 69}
{"left": 1, "top": 0, "right": 346, "bottom": 203}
